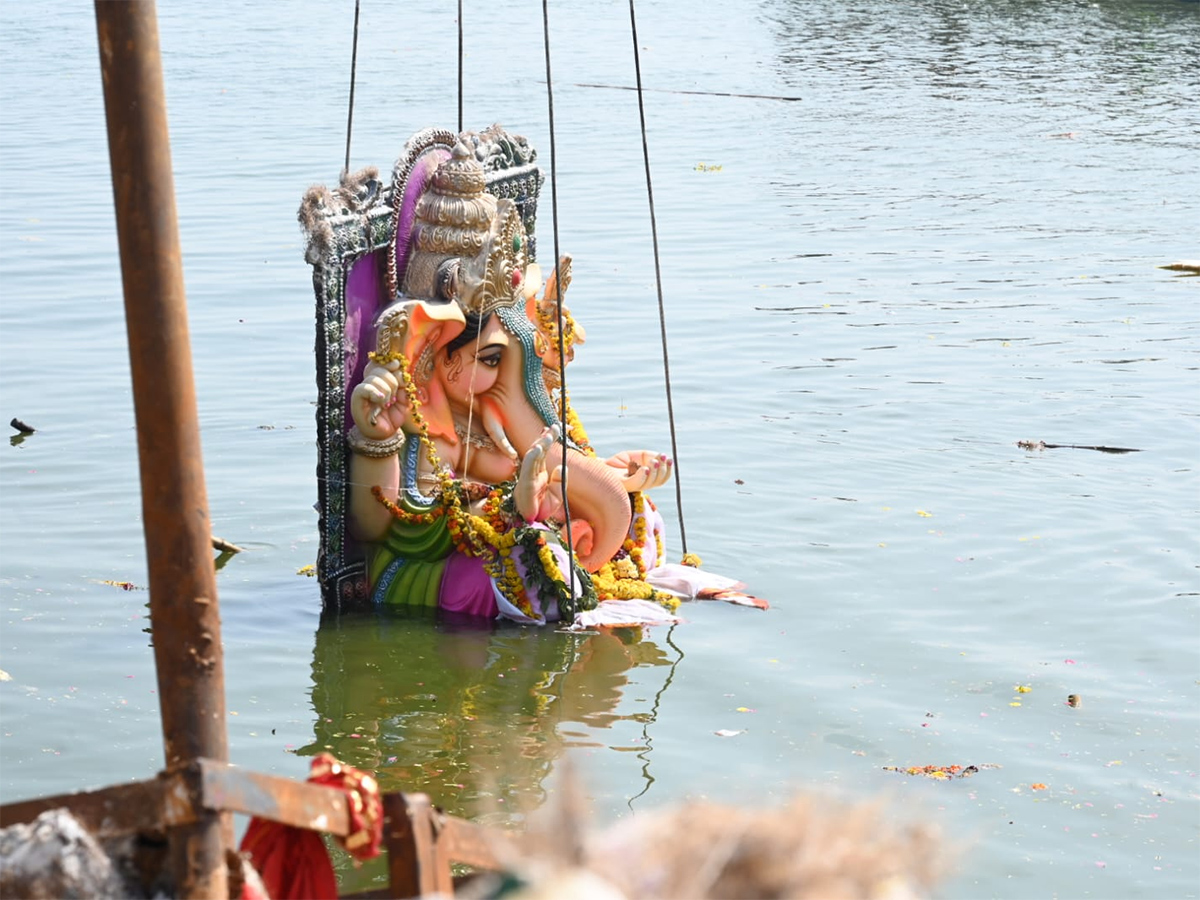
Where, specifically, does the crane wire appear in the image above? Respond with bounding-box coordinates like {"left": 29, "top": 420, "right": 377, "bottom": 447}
{"left": 342, "top": 0, "right": 361, "bottom": 177}
{"left": 540, "top": 0, "right": 578, "bottom": 617}
{"left": 457, "top": 0, "right": 464, "bottom": 133}
{"left": 628, "top": 0, "right": 688, "bottom": 555}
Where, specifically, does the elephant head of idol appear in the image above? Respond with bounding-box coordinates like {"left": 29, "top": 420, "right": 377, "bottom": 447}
{"left": 387, "top": 141, "right": 631, "bottom": 571}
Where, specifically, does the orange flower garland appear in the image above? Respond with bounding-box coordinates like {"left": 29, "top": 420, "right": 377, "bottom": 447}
{"left": 589, "top": 492, "right": 679, "bottom": 612}
{"left": 365, "top": 349, "right": 608, "bottom": 620}
{"left": 369, "top": 485, "right": 444, "bottom": 525}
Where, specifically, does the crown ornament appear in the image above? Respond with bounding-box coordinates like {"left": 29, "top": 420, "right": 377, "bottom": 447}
{"left": 457, "top": 199, "right": 535, "bottom": 316}
{"left": 401, "top": 139, "right": 539, "bottom": 317}
{"left": 401, "top": 142, "right": 497, "bottom": 301}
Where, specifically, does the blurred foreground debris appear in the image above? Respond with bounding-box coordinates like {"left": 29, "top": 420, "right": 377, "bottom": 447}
{"left": 0, "top": 809, "right": 139, "bottom": 899}
{"left": 464, "top": 790, "right": 947, "bottom": 900}
{"left": 1, "top": 760, "right": 949, "bottom": 899}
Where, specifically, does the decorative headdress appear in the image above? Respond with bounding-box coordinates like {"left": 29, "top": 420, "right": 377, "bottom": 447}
{"left": 401, "top": 142, "right": 497, "bottom": 302}
{"left": 401, "top": 140, "right": 539, "bottom": 315}
{"left": 458, "top": 199, "right": 532, "bottom": 316}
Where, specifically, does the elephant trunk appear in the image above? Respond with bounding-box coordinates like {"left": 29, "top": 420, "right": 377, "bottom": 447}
{"left": 543, "top": 443, "right": 632, "bottom": 572}
{"left": 490, "top": 312, "right": 631, "bottom": 573}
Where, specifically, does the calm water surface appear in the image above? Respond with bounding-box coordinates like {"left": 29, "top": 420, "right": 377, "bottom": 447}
{"left": 1, "top": 2, "right": 1197, "bottom": 898}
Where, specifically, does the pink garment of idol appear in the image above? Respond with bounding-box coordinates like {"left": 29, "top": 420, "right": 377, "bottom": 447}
{"left": 436, "top": 530, "right": 574, "bottom": 624}
{"left": 438, "top": 553, "right": 499, "bottom": 618}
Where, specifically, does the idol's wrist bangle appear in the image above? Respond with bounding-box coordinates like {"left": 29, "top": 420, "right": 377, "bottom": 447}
{"left": 347, "top": 425, "right": 404, "bottom": 458}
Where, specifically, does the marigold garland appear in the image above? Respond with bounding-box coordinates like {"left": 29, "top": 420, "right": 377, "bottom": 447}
{"left": 366, "top": 353, "right": 596, "bottom": 620}
{"left": 591, "top": 570, "right": 680, "bottom": 612}
{"left": 535, "top": 301, "right": 582, "bottom": 360}
{"left": 562, "top": 396, "right": 593, "bottom": 455}
{"left": 366, "top": 350, "right": 691, "bottom": 619}
{"left": 370, "top": 485, "right": 444, "bottom": 525}
{"left": 585, "top": 492, "right": 678, "bottom": 612}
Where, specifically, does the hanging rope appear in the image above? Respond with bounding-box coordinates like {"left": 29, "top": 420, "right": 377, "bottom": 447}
{"left": 342, "top": 0, "right": 362, "bottom": 177}
{"left": 457, "top": 0, "right": 464, "bottom": 133}
{"left": 541, "top": 0, "right": 578, "bottom": 616}
{"left": 627, "top": 0, "right": 688, "bottom": 556}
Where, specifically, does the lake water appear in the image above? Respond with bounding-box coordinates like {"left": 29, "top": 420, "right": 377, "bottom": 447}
{"left": 1, "top": 1, "right": 1197, "bottom": 897}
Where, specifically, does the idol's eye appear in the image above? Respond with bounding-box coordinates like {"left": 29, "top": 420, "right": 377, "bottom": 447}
{"left": 476, "top": 348, "right": 503, "bottom": 368}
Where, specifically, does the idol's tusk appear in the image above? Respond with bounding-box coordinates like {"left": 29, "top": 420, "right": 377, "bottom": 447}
{"left": 481, "top": 404, "right": 519, "bottom": 461}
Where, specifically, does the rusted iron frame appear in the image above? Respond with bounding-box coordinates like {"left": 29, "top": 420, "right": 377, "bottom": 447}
{"left": 1, "top": 757, "right": 509, "bottom": 898}
{"left": 0, "top": 770, "right": 192, "bottom": 837}
{"left": 383, "top": 792, "right": 510, "bottom": 898}
{"left": 93, "top": 2, "right": 229, "bottom": 896}
{"left": 385, "top": 793, "right": 442, "bottom": 899}
{"left": 27, "top": 3, "right": 521, "bottom": 896}
{"left": 197, "top": 759, "right": 351, "bottom": 835}
{"left": 0, "top": 760, "right": 347, "bottom": 838}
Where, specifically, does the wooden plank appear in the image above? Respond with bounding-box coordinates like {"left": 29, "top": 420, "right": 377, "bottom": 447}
{"left": 383, "top": 793, "right": 421, "bottom": 899}
{"left": 0, "top": 772, "right": 194, "bottom": 836}
{"left": 197, "top": 759, "right": 350, "bottom": 836}
{"left": 438, "top": 816, "right": 509, "bottom": 871}
{"left": 411, "top": 795, "right": 452, "bottom": 898}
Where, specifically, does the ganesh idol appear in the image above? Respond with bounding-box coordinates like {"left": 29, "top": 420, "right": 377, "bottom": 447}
{"left": 301, "top": 126, "right": 764, "bottom": 624}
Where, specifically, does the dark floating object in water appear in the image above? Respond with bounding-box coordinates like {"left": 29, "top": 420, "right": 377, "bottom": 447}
{"left": 211, "top": 536, "right": 245, "bottom": 554}
{"left": 9, "top": 418, "right": 35, "bottom": 434}
{"left": 1159, "top": 260, "right": 1199, "bottom": 275}
{"left": 1016, "top": 439, "right": 1141, "bottom": 454}
{"left": 566, "top": 81, "right": 803, "bottom": 102}
{"left": 1067, "top": 694, "right": 1081, "bottom": 708}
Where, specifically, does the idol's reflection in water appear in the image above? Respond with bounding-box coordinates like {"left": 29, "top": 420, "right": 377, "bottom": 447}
{"left": 297, "top": 609, "right": 674, "bottom": 827}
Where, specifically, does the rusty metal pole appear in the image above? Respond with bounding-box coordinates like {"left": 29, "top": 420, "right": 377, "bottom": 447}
{"left": 94, "top": 3, "right": 229, "bottom": 897}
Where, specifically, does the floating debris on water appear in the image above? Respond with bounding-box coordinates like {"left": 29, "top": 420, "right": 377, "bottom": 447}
{"left": 1017, "top": 439, "right": 1140, "bottom": 454}
{"left": 211, "top": 536, "right": 245, "bottom": 554}
{"left": 883, "top": 763, "right": 1002, "bottom": 780}
{"left": 1159, "top": 260, "right": 1199, "bottom": 275}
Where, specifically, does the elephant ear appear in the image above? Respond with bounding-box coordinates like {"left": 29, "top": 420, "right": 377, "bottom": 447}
{"left": 380, "top": 300, "right": 465, "bottom": 444}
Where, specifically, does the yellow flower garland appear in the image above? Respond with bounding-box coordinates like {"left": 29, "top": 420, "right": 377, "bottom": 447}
{"left": 584, "top": 492, "right": 679, "bottom": 612}
{"left": 562, "top": 398, "right": 593, "bottom": 455}
{"left": 368, "top": 349, "right": 540, "bottom": 616}
{"left": 365, "top": 349, "right": 681, "bottom": 618}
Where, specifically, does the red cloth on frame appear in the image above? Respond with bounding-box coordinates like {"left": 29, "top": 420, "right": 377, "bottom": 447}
{"left": 239, "top": 753, "right": 383, "bottom": 900}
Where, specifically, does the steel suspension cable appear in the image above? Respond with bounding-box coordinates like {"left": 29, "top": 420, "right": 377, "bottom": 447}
{"left": 541, "top": 0, "right": 578, "bottom": 615}
{"left": 342, "top": 0, "right": 361, "bottom": 176}
{"left": 457, "top": 0, "right": 464, "bottom": 133}
{"left": 627, "top": 0, "right": 688, "bottom": 555}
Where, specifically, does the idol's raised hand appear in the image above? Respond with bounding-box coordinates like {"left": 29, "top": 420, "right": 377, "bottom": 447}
{"left": 604, "top": 450, "right": 673, "bottom": 493}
